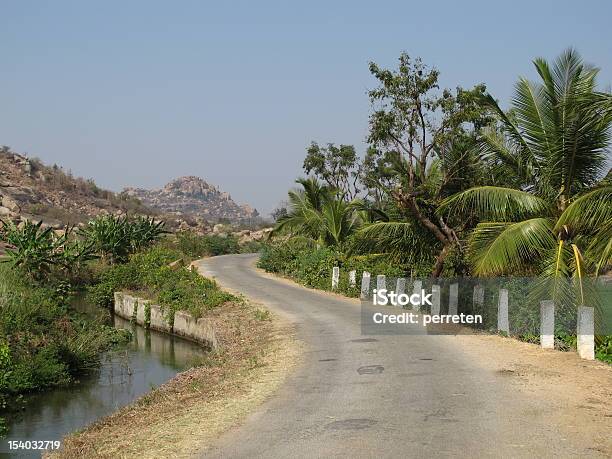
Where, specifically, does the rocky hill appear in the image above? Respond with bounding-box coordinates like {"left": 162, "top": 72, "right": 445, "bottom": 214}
{"left": 0, "top": 146, "right": 158, "bottom": 226}
{"left": 123, "top": 176, "right": 259, "bottom": 222}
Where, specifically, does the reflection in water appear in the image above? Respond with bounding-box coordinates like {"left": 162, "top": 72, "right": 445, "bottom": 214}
{"left": 2, "top": 311, "right": 205, "bottom": 458}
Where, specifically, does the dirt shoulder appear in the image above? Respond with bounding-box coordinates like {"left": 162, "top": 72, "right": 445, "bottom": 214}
{"left": 53, "top": 299, "right": 301, "bottom": 459}
{"left": 451, "top": 334, "right": 612, "bottom": 455}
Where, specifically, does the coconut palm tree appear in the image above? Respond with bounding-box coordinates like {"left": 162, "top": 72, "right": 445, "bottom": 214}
{"left": 270, "top": 177, "right": 363, "bottom": 248}
{"left": 440, "top": 49, "right": 612, "bottom": 302}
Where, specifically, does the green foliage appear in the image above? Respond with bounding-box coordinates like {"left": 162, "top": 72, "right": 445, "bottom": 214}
{"left": 257, "top": 239, "right": 315, "bottom": 274}
{"left": 239, "top": 239, "right": 264, "bottom": 254}
{"left": 270, "top": 177, "right": 364, "bottom": 248}
{"left": 364, "top": 52, "right": 493, "bottom": 275}
{"left": 0, "top": 341, "right": 10, "bottom": 393}
{"left": 187, "top": 233, "right": 239, "bottom": 257}
{"left": 88, "top": 246, "right": 236, "bottom": 318}
{"left": 174, "top": 231, "right": 258, "bottom": 258}
{"left": 596, "top": 336, "right": 612, "bottom": 363}
{"left": 303, "top": 142, "right": 361, "bottom": 199}
{"left": 352, "top": 221, "right": 437, "bottom": 268}
{"left": 0, "top": 220, "right": 96, "bottom": 279}
{"left": 258, "top": 241, "right": 406, "bottom": 297}
{"left": 79, "top": 215, "right": 167, "bottom": 264}
{"left": 0, "top": 219, "right": 56, "bottom": 275}
{"left": 254, "top": 309, "right": 271, "bottom": 321}
{"left": 443, "top": 50, "right": 612, "bottom": 277}
{"left": 0, "top": 264, "right": 125, "bottom": 401}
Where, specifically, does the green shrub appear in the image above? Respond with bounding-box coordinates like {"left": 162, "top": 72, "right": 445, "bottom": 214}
{"left": 239, "top": 240, "right": 264, "bottom": 254}
{"left": 79, "top": 215, "right": 167, "bottom": 264}
{"left": 198, "top": 233, "right": 237, "bottom": 256}
{"left": 179, "top": 232, "right": 240, "bottom": 257}
{"left": 175, "top": 231, "right": 209, "bottom": 258}
{"left": 0, "top": 265, "right": 125, "bottom": 402}
{"left": 258, "top": 239, "right": 313, "bottom": 274}
{"left": 596, "top": 336, "right": 612, "bottom": 363}
{"left": 88, "top": 246, "right": 236, "bottom": 318}
{"left": 258, "top": 241, "right": 406, "bottom": 296}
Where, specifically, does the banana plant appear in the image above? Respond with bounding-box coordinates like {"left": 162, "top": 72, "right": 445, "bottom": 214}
{"left": 79, "top": 215, "right": 167, "bottom": 263}
{"left": 0, "top": 219, "right": 57, "bottom": 277}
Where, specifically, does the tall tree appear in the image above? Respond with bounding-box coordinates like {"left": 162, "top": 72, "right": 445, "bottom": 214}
{"left": 441, "top": 49, "right": 612, "bottom": 297}
{"left": 366, "top": 53, "right": 490, "bottom": 276}
{"left": 303, "top": 142, "right": 361, "bottom": 200}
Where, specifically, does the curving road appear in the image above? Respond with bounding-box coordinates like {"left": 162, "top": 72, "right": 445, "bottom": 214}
{"left": 197, "top": 254, "right": 599, "bottom": 458}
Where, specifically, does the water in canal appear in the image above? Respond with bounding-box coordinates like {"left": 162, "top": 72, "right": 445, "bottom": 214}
{"left": 1, "top": 303, "right": 205, "bottom": 458}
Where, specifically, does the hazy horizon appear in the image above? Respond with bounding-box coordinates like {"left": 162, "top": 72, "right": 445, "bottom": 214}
{"left": 2, "top": 1, "right": 611, "bottom": 216}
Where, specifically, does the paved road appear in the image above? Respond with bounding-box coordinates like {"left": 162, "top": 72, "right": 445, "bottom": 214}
{"left": 197, "top": 254, "right": 593, "bottom": 459}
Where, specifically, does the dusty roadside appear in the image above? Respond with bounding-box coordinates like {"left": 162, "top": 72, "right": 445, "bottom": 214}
{"left": 52, "top": 298, "right": 301, "bottom": 458}
{"left": 450, "top": 334, "right": 612, "bottom": 455}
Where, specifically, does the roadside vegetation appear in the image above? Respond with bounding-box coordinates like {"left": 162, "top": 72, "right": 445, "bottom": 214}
{"left": 0, "top": 213, "right": 254, "bottom": 436}
{"left": 0, "top": 264, "right": 130, "bottom": 436}
{"left": 173, "top": 230, "right": 262, "bottom": 258}
{"left": 87, "top": 246, "right": 236, "bottom": 319}
{"left": 261, "top": 49, "right": 612, "bottom": 362}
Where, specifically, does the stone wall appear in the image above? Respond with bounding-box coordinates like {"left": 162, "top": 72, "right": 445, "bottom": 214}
{"left": 113, "top": 292, "right": 218, "bottom": 349}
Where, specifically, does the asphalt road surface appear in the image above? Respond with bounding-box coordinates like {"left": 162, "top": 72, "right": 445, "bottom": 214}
{"left": 197, "top": 254, "right": 600, "bottom": 459}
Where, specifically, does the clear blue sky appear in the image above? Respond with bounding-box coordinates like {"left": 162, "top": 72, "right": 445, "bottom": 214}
{"left": 1, "top": 1, "right": 611, "bottom": 215}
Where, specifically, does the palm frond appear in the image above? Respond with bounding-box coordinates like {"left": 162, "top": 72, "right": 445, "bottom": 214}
{"left": 555, "top": 185, "right": 612, "bottom": 234}
{"left": 468, "top": 218, "right": 555, "bottom": 275}
{"left": 440, "top": 186, "right": 551, "bottom": 221}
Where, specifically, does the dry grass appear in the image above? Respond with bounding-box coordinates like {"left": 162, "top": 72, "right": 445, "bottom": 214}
{"left": 52, "top": 301, "right": 300, "bottom": 458}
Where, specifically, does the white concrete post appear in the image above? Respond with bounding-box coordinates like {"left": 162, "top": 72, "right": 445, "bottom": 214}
{"left": 376, "top": 274, "right": 386, "bottom": 291}
{"left": 473, "top": 284, "right": 484, "bottom": 309}
{"left": 396, "top": 278, "right": 406, "bottom": 308}
{"left": 396, "top": 278, "right": 406, "bottom": 295}
{"left": 360, "top": 272, "right": 371, "bottom": 300}
{"left": 577, "top": 306, "right": 595, "bottom": 360}
{"left": 332, "top": 267, "right": 340, "bottom": 290}
{"left": 431, "top": 284, "right": 441, "bottom": 316}
{"left": 497, "top": 288, "right": 510, "bottom": 334}
{"left": 540, "top": 300, "right": 555, "bottom": 349}
{"left": 412, "top": 280, "right": 422, "bottom": 312}
{"left": 448, "top": 283, "right": 458, "bottom": 316}
{"left": 349, "top": 270, "right": 356, "bottom": 288}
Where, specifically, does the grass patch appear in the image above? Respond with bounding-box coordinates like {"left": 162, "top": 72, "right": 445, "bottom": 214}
{"left": 87, "top": 246, "right": 237, "bottom": 318}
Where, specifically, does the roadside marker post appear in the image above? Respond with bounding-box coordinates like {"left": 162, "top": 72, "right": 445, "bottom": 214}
{"left": 497, "top": 288, "right": 510, "bottom": 334}
{"left": 396, "top": 278, "right": 406, "bottom": 307}
{"left": 448, "top": 283, "right": 458, "bottom": 316}
{"left": 540, "top": 300, "right": 555, "bottom": 349}
{"left": 349, "top": 270, "right": 356, "bottom": 288}
{"left": 412, "top": 280, "right": 422, "bottom": 312}
{"left": 332, "top": 267, "right": 340, "bottom": 291}
{"left": 431, "top": 284, "right": 441, "bottom": 316}
{"left": 473, "top": 284, "right": 484, "bottom": 310}
{"left": 360, "top": 272, "right": 371, "bottom": 300}
{"left": 577, "top": 306, "right": 595, "bottom": 360}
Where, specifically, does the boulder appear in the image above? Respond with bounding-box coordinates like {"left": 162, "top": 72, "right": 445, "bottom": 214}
{"left": 1, "top": 195, "right": 20, "bottom": 212}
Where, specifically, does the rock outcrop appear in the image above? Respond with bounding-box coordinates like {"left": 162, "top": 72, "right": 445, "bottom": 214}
{"left": 123, "top": 176, "right": 258, "bottom": 222}
{"left": 0, "top": 146, "right": 156, "bottom": 227}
